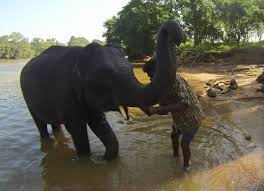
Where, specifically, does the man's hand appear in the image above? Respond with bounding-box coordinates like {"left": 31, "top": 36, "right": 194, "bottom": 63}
{"left": 140, "top": 107, "right": 152, "bottom": 116}
{"left": 149, "top": 106, "right": 168, "bottom": 115}
{"left": 141, "top": 103, "right": 187, "bottom": 116}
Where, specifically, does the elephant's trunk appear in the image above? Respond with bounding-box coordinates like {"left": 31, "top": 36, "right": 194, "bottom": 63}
{"left": 117, "top": 20, "right": 183, "bottom": 107}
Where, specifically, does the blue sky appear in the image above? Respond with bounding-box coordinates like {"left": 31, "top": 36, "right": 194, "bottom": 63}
{"left": 0, "top": 0, "right": 129, "bottom": 43}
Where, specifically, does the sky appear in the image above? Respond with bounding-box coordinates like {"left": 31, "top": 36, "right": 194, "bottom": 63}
{"left": 0, "top": 0, "right": 129, "bottom": 43}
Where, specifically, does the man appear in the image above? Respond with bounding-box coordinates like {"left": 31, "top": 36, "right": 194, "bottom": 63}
{"left": 142, "top": 59, "right": 204, "bottom": 170}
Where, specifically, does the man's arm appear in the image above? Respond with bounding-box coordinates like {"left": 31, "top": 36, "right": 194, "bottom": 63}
{"left": 149, "top": 103, "right": 188, "bottom": 115}
{"left": 139, "top": 106, "right": 152, "bottom": 116}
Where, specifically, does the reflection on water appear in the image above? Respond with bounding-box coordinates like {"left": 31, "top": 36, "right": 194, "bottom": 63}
{"left": 0, "top": 63, "right": 263, "bottom": 191}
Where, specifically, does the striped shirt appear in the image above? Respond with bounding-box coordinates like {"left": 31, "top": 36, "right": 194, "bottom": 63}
{"left": 160, "top": 75, "right": 204, "bottom": 139}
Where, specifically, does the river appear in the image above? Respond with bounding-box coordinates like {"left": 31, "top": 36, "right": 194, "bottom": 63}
{"left": 0, "top": 62, "right": 263, "bottom": 191}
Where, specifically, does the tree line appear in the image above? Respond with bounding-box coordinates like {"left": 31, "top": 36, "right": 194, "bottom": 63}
{"left": 1, "top": 0, "right": 263, "bottom": 60}
{"left": 103, "top": 0, "right": 264, "bottom": 59}
{"left": 0, "top": 33, "right": 104, "bottom": 59}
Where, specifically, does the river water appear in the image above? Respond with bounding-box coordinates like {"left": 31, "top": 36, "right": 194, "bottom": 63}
{"left": 0, "top": 62, "right": 263, "bottom": 191}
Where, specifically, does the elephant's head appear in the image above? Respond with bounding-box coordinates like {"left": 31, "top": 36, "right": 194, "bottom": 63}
{"left": 74, "top": 20, "right": 183, "bottom": 119}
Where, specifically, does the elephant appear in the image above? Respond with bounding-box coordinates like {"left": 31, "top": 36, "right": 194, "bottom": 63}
{"left": 20, "top": 20, "right": 183, "bottom": 160}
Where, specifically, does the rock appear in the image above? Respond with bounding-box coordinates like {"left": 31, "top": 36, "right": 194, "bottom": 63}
{"left": 245, "top": 134, "right": 252, "bottom": 141}
{"left": 229, "top": 79, "right": 238, "bottom": 90}
{"left": 207, "top": 88, "right": 218, "bottom": 97}
{"left": 220, "top": 87, "right": 230, "bottom": 94}
{"left": 205, "top": 79, "right": 238, "bottom": 96}
{"left": 256, "top": 71, "right": 264, "bottom": 83}
{"left": 206, "top": 80, "right": 215, "bottom": 86}
{"left": 256, "top": 85, "right": 264, "bottom": 93}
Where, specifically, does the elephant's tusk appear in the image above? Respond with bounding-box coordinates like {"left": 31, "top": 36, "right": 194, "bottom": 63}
{"left": 119, "top": 106, "right": 129, "bottom": 120}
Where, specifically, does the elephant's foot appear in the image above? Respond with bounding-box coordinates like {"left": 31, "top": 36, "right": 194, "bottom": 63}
{"left": 29, "top": 108, "right": 49, "bottom": 138}
{"left": 40, "top": 136, "right": 55, "bottom": 153}
{"left": 51, "top": 124, "right": 61, "bottom": 133}
{"left": 74, "top": 142, "right": 91, "bottom": 157}
{"left": 65, "top": 122, "right": 91, "bottom": 158}
{"left": 39, "top": 129, "right": 50, "bottom": 139}
{"left": 73, "top": 135, "right": 91, "bottom": 157}
{"left": 104, "top": 140, "right": 119, "bottom": 160}
{"left": 36, "top": 123, "right": 49, "bottom": 138}
{"left": 87, "top": 112, "right": 119, "bottom": 160}
{"left": 76, "top": 147, "right": 91, "bottom": 157}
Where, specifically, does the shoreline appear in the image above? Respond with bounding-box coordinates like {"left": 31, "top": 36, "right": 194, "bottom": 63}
{"left": 0, "top": 59, "right": 30, "bottom": 65}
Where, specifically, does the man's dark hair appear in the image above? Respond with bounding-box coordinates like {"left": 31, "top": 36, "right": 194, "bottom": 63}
{"left": 143, "top": 58, "right": 157, "bottom": 74}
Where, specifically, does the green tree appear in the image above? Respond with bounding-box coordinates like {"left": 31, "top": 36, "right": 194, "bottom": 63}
{"left": 174, "top": 0, "right": 223, "bottom": 46}
{"left": 254, "top": 0, "right": 264, "bottom": 41}
{"left": 103, "top": 16, "right": 123, "bottom": 47}
{"left": 218, "top": 0, "right": 256, "bottom": 46}
{"left": 0, "top": 33, "right": 64, "bottom": 59}
{"left": 0, "top": 32, "right": 33, "bottom": 59}
{"left": 92, "top": 39, "right": 105, "bottom": 45}
{"left": 0, "top": 35, "right": 10, "bottom": 58}
{"left": 68, "top": 36, "right": 89, "bottom": 46}
{"left": 104, "top": 0, "right": 173, "bottom": 59}
{"left": 30, "top": 38, "right": 62, "bottom": 57}
{"left": 13, "top": 39, "right": 33, "bottom": 58}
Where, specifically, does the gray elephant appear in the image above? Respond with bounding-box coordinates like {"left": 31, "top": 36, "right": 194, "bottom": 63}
{"left": 20, "top": 20, "right": 183, "bottom": 160}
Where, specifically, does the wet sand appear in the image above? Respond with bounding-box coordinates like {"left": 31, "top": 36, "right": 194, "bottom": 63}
{"left": 132, "top": 63, "right": 264, "bottom": 147}
{"left": 178, "top": 63, "right": 264, "bottom": 147}
{"left": 131, "top": 63, "right": 264, "bottom": 190}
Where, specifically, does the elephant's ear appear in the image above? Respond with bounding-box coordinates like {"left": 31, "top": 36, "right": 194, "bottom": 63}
{"left": 72, "top": 63, "right": 82, "bottom": 102}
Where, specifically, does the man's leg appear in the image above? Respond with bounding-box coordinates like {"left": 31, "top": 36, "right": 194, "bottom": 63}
{"left": 171, "top": 123, "right": 181, "bottom": 157}
{"left": 180, "top": 138, "right": 191, "bottom": 168}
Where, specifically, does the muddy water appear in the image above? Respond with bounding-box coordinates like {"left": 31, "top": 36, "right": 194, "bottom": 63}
{"left": 0, "top": 63, "right": 264, "bottom": 191}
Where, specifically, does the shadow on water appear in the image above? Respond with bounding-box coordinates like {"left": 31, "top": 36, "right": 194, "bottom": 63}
{"left": 0, "top": 62, "right": 264, "bottom": 191}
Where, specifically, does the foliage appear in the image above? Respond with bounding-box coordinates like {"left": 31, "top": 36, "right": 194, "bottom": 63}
{"left": 0, "top": 33, "right": 89, "bottom": 59}
{"left": 68, "top": 36, "right": 89, "bottom": 47}
{"left": 92, "top": 39, "right": 105, "bottom": 46}
{"left": 103, "top": 0, "right": 264, "bottom": 59}
{"left": 217, "top": 0, "right": 257, "bottom": 46}
{"left": 104, "top": 0, "right": 174, "bottom": 59}
{"left": 0, "top": 32, "right": 33, "bottom": 59}
{"left": 1, "top": 0, "right": 263, "bottom": 60}
{"left": 253, "top": 0, "right": 264, "bottom": 41}
{"left": 31, "top": 38, "right": 62, "bottom": 57}
{"left": 176, "top": 0, "right": 223, "bottom": 46}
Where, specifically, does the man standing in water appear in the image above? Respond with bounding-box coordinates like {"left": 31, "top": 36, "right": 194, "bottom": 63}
{"left": 142, "top": 58, "right": 204, "bottom": 170}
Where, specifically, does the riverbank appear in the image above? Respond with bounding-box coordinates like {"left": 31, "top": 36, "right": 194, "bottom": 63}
{"left": 0, "top": 59, "right": 29, "bottom": 65}
{"left": 132, "top": 63, "right": 264, "bottom": 148}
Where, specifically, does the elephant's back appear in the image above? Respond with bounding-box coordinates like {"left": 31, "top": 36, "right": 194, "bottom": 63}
{"left": 22, "top": 46, "right": 81, "bottom": 73}
{"left": 21, "top": 46, "right": 80, "bottom": 94}
{"left": 20, "top": 46, "right": 82, "bottom": 122}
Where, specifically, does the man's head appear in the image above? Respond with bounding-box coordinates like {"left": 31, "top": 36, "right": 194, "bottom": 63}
{"left": 143, "top": 58, "right": 157, "bottom": 80}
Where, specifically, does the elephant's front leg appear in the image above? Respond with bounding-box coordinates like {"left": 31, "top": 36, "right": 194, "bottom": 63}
{"left": 65, "top": 122, "right": 90, "bottom": 156}
{"left": 88, "top": 113, "right": 119, "bottom": 160}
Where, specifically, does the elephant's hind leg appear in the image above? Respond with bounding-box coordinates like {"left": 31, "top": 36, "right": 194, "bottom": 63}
{"left": 29, "top": 109, "right": 49, "bottom": 138}
{"left": 65, "top": 122, "right": 90, "bottom": 156}
{"left": 88, "top": 113, "right": 119, "bottom": 160}
{"left": 51, "top": 124, "right": 61, "bottom": 133}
